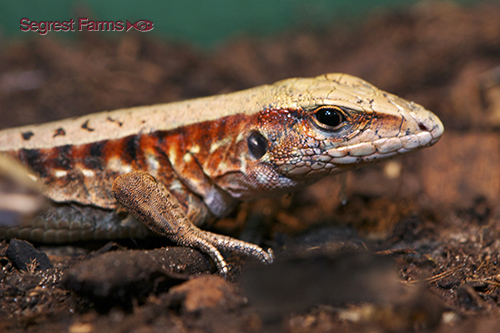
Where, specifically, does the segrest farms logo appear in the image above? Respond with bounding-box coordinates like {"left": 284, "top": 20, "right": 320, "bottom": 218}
{"left": 20, "top": 18, "right": 154, "bottom": 35}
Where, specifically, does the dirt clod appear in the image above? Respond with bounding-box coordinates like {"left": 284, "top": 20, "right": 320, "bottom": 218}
{"left": 6, "top": 239, "right": 53, "bottom": 272}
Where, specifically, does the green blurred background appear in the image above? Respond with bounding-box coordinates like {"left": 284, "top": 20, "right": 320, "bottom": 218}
{"left": 0, "top": 0, "right": 487, "bottom": 48}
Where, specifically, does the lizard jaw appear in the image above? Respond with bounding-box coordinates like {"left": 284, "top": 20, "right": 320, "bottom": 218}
{"left": 280, "top": 100, "right": 444, "bottom": 177}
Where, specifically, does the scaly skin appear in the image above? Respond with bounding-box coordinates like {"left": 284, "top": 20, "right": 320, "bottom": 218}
{"left": 0, "top": 73, "right": 444, "bottom": 274}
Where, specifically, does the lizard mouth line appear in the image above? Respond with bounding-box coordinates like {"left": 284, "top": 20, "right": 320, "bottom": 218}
{"left": 281, "top": 124, "right": 444, "bottom": 176}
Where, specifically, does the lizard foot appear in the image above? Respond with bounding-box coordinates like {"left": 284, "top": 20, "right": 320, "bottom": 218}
{"left": 112, "top": 171, "right": 273, "bottom": 276}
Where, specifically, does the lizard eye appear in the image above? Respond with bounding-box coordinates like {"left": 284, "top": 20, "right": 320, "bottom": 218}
{"left": 312, "top": 106, "right": 345, "bottom": 130}
{"left": 247, "top": 130, "right": 268, "bottom": 160}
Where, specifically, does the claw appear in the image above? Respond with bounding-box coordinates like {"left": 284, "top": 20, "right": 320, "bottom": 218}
{"left": 218, "top": 265, "right": 229, "bottom": 278}
{"left": 265, "top": 248, "right": 274, "bottom": 264}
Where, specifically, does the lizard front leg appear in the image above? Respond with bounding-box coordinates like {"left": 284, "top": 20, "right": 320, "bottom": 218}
{"left": 112, "top": 171, "right": 274, "bottom": 276}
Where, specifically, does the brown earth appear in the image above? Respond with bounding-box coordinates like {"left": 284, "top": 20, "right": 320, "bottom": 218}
{"left": 1, "top": 2, "right": 500, "bottom": 332}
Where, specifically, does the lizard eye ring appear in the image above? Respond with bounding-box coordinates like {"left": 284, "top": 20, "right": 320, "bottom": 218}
{"left": 247, "top": 130, "right": 268, "bottom": 160}
{"left": 311, "top": 106, "right": 346, "bottom": 131}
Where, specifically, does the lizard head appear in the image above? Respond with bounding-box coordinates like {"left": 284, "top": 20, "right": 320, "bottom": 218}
{"left": 216, "top": 73, "right": 444, "bottom": 200}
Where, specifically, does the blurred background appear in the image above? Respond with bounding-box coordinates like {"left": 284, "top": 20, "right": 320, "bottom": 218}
{"left": 0, "top": 0, "right": 484, "bottom": 48}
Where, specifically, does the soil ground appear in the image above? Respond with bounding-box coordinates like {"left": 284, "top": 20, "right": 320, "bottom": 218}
{"left": 1, "top": 2, "right": 500, "bottom": 332}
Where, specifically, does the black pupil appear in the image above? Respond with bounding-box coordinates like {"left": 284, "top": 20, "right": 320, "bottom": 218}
{"left": 316, "top": 108, "right": 342, "bottom": 127}
{"left": 247, "top": 131, "right": 268, "bottom": 160}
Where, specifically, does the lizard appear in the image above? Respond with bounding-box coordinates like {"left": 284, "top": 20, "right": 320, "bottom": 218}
{"left": 0, "top": 73, "right": 444, "bottom": 275}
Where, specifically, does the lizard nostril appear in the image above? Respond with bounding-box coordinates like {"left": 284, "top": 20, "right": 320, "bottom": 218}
{"left": 418, "top": 123, "right": 429, "bottom": 131}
